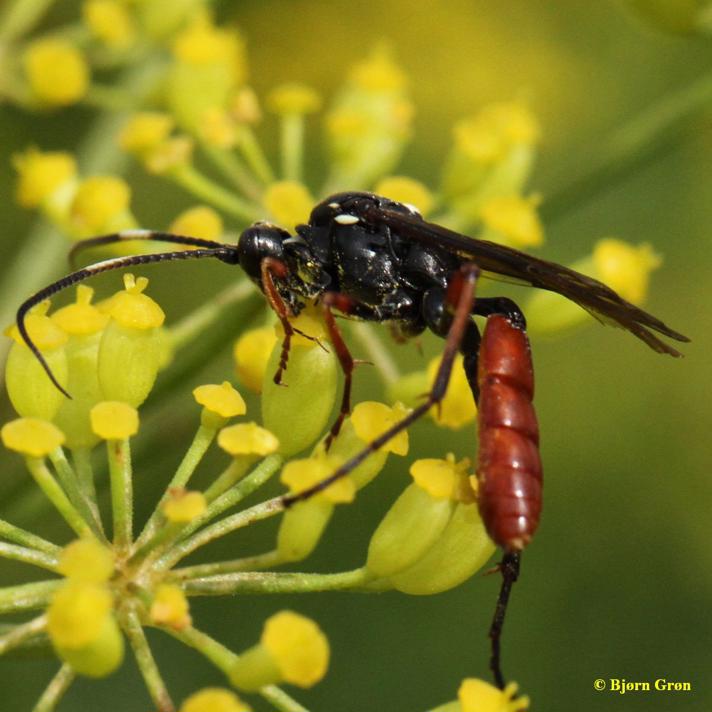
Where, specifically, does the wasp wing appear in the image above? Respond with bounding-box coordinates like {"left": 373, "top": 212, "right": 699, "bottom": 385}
{"left": 368, "top": 206, "right": 689, "bottom": 357}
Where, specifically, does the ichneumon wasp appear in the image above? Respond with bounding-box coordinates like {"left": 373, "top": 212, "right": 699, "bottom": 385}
{"left": 15, "top": 190, "right": 689, "bottom": 689}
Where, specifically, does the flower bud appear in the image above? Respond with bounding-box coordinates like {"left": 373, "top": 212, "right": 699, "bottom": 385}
{"left": 374, "top": 176, "right": 434, "bottom": 216}
{"left": 230, "top": 611, "right": 329, "bottom": 691}
{"left": 90, "top": 401, "right": 139, "bottom": 440}
{"left": 97, "top": 275, "right": 165, "bottom": 406}
{"left": 70, "top": 176, "right": 132, "bottom": 237}
{"left": 47, "top": 582, "right": 124, "bottom": 677}
{"left": 325, "top": 419, "right": 388, "bottom": 490}
{"left": 180, "top": 688, "right": 251, "bottom": 712}
{"left": 276, "top": 499, "right": 334, "bottom": 562}
{"left": 23, "top": 39, "right": 90, "bottom": 107}
{"left": 458, "top": 678, "right": 529, "bottom": 712}
{"left": 83, "top": 0, "right": 135, "bottom": 48}
{"left": 162, "top": 489, "right": 207, "bottom": 523}
{"left": 5, "top": 303, "right": 68, "bottom": 420}
{"left": 150, "top": 584, "right": 192, "bottom": 630}
{"left": 193, "top": 381, "right": 246, "bottom": 430}
{"left": 261, "top": 314, "right": 338, "bottom": 457}
{"left": 13, "top": 148, "right": 77, "bottom": 210}
{"left": 233, "top": 326, "right": 278, "bottom": 393}
{"left": 426, "top": 354, "right": 477, "bottom": 429}
{"left": 58, "top": 538, "right": 114, "bottom": 583}
{"left": 1, "top": 417, "right": 65, "bottom": 458}
{"left": 170, "top": 206, "right": 224, "bottom": 241}
{"left": 263, "top": 181, "right": 314, "bottom": 230}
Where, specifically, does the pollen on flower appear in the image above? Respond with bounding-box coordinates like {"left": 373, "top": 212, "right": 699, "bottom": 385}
{"left": 351, "top": 401, "right": 410, "bottom": 455}
{"left": 193, "top": 382, "right": 246, "bottom": 418}
{"left": 1, "top": 418, "right": 65, "bottom": 457}
{"left": 150, "top": 584, "right": 192, "bottom": 630}
{"left": 162, "top": 489, "right": 207, "bottom": 523}
{"left": 261, "top": 611, "right": 330, "bottom": 688}
{"left": 51, "top": 286, "right": 109, "bottom": 336}
{"left": 106, "top": 275, "right": 165, "bottom": 329}
{"left": 218, "top": 422, "right": 280, "bottom": 457}
{"left": 281, "top": 456, "right": 354, "bottom": 503}
{"left": 119, "top": 112, "right": 175, "bottom": 154}
{"left": 426, "top": 355, "right": 477, "bottom": 429}
{"left": 23, "top": 38, "right": 90, "bottom": 106}
{"left": 90, "top": 401, "right": 139, "bottom": 440}
{"left": 458, "top": 678, "right": 529, "bottom": 712}
{"left": 180, "top": 688, "right": 251, "bottom": 712}
{"left": 267, "top": 83, "right": 322, "bottom": 115}
{"left": 70, "top": 176, "right": 131, "bottom": 234}
{"left": 13, "top": 148, "right": 77, "bottom": 208}
{"left": 410, "top": 455, "right": 471, "bottom": 501}
{"left": 264, "top": 181, "right": 315, "bottom": 229}
{"left": 593, "top": 238, "right": 661, "bottom": 305}
{"left": 480, "top": 194, "right": 544, "bottom": 248}
{"left": 83, "top": 0, "right": 135, "bottom": 48}
{"left": 47, "top": 582, "right": 113, "bottom": 648}
{"left": 58, "top": 538, "right": 114, "bottom": 583}
{"left": 233, "top": 327, "right": 278, "bottom": 393}
{"left": 374, "top": 176, "right": 434, "bottom": 216}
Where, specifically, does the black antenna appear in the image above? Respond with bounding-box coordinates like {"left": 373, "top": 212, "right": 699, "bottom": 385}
{"left": 16, "top": 246, "right": 239, "bottom": 398}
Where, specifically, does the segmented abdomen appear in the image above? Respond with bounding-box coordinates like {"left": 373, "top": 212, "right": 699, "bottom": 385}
{"left": 476, "top": 315, "right": 542, "bottom": 551}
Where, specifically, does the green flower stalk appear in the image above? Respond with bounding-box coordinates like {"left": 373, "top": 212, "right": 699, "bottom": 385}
{"left": 0, "top": 4, "right": 689, "bottom": 710}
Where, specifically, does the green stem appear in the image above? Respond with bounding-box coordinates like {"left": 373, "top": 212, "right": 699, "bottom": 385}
{"left": 0, "top": 0, "right": 55, "bottom": 43}
{"left": 49, "top": 448, "right": 105, "bottom": 539}
{"left": 165, "top": 626, "right": 310, "bottom": 712}
{"left": 170, "top": 549, "right": 283, "bottom": 581}
{"left": 71, "top": 447, "right": 98, "bottom": 514}
{"left": 183, "top": 566, "right": 373, "bottom": 596}
{"left": 157, "top": 497, "right": 283, "bottom": 571}
{"left": 82, "top": 84, "right": 137, "bottom": 111}
{"left": 281, "top": 114, "right": 304, "bottom": 181}
{"left": 200, "top": 143, "right": 263, "bottom": 201}
{"left": 25, "top": 458, "right": 93, "bottom": 538}
{"left": 0, "top": 518, "right": 60, "bottom": 556}
{"left": 0, "top": 580, "right": 61, "bottom": 615}
{"left": 32, "top": 664, "right": 75, "bottom": 712}
{"left": 350, "top": 321, "right": 401, "bottom": 386}
{"left": 0, "top": 614, "right": 47, "bottom": 655}
{"left": 168, "top": 279, "right": 256, "bottom": 351}
{"left": 108, "top": 439, "right": 133, "bottom": 553}
{"left": 0, "top": 542, "right": 58, "bottom": 572}
{"left": 171, "top": 164, "right": 261, "bottom": 223}
{"left": 135, "top": 424, "right": 218, "bottom": 549}
{"left": 202, "top": 458, "right": 251, "bottom": 502}
{"left": 238, "top": 126, "right": 275, "bottom": 184}
{"left": 542, "top": 69, "right": 712, "bottom": 222}
{"left": 123, "top": 608, "right": 175, "bottom": 712}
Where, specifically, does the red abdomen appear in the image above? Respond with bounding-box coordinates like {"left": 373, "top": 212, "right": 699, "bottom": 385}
{"left": 476, "top": 315, "right": 542, "bottom": 551}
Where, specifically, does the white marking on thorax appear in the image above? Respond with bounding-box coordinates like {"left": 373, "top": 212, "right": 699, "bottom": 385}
{"left": 334, "top": 214, "right": 359, "bottom": 226}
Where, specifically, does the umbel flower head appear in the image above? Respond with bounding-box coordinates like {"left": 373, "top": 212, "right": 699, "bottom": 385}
{"left": 0, "top": 5, "right": 667, "bottom": 712}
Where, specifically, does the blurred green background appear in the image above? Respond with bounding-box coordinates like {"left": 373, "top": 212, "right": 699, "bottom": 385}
{"left": 0, "top": 1, "right": 711, "bottom": 710}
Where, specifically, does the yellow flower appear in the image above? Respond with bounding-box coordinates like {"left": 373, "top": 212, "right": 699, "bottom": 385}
{"left": 70, "top": 176, "right": 131, "bottom": 234}
{"left": 193, "top": 382, "right": 246, "bottom": 419}
{"left": 458, "top": 678, "right": 529, "bottom": 712}
{"left": 281, "top": 455, "right": 354, "bottom": 504}
{"left": 233, "top": 327, "right": 278, "bottom": 393}
{"left": 58, "top": 539, "right": 114, "bottom": 583}
{"left": 1, "top": 418, "right": 65, "bottom": 458}
{"left": 374, "top": 176, "right": 434, "bottom": 216}
{"left": 47, "top": 582, "right": 113, "bottom": 649}
{"left": 180, "top": 688, "right": 251, "bottom": 712}
{"left": 105, "top": 275, "right": 165, "bottom": 330}
{"left": 426, "top": 355, "right": 477, "bottom": 429}
{"left": 480, "top": 194, "right": 544, "bottom": 248}
{"left": 350, "top": 401, "right": 411, "bottom": 455}
{"left": 119, "top": 113, "right": 175, "bottom": 154}
{"left": 13, "top": 148, "right": 77, "bottom": 208}
{"left": 162, "top": 489, "right": 207, "bottom": 523}
{"left": 90, "top": 402, "right": 139, "bottom": 440}
{"left": 264, "top": 181, "right": 315, "bottom": 229}
{"left": 267, "top": 83, "right": 321, "bottom": 115}
{"left": 169, "top": 205, "right": 224, "bottom": 241}
{"left": 23, "top": 39, "right": 89, "bottom": 106}
{"left": 409, "top": 455, "right": 473, "bottom": 501}
{"left": 83, "top": 0, "right": 135, "bottom": 48}
{"left": 150, "top": 584, "right": 192, "bottom": 630}
{"left": 593, "top": 238, "right": 661, "bottom": 305}
{"left": 52, "top": 286, "right": 109, "bottom": 336}
{"left": 217, "top": 422, "right": 280, "bottom": 457}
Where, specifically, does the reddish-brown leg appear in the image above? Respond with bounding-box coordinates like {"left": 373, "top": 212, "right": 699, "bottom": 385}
{"left": 321, "top": 293, "right": 359, "bottom": 450}
{"left": 282, "top": 263, "right": 480, "bottom": 505}
{"left": 260, "top": 257, "right": 293, "bottom": 385}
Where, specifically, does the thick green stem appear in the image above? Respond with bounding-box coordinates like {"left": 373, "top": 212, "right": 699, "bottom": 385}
{"left": 25, "top": 458, "right": 93, "bottom": 538}
{"left": 183, "top": 567, "right": 374, "bottom": 596}
{"left": 0, "top": 518, "right": 60, "bottom": 556}
{"left": 0, "top": 614, "right": 47, "bottom": 655}
{"left": 238, "top": 127, "right": 275, "bottom": 184}
{"left": 0, "top": 580, "right": 61, "bottom": 615}
{"left": 123, "top": 608, "right": 175, "bottom": 712}
{"left": 542, "top": 69, "right": 712, "bottom": 222}
{"left": 280, "top": 114, "right": 304, "bottom": 181}
{"left": 156, "top": 497, "right": 283, "bottom": 571}
{"left": 108, "top": 439, "right": 133, "bottom": 553}
{"left": 170, "top": 550, "right": 283, "bottom": 580}
{"left": 0, "top": 542, "right": 58, "bottom": 572}
{"left": 32, "top": 664, "right": 75, "bottom": 712}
